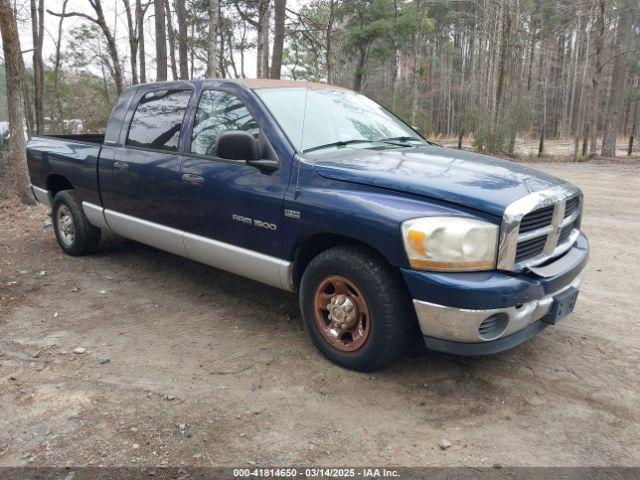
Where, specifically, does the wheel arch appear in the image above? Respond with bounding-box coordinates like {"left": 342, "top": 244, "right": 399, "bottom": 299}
{"left": 291, "top": 232, "right": 396, "bottom": 289}
{"left": 47, "top": 174, "right": 74, "bottom": 197}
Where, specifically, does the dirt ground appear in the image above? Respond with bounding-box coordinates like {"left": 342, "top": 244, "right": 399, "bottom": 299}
{"left": 1, "top": 160, "right": 639, "bottom": 468}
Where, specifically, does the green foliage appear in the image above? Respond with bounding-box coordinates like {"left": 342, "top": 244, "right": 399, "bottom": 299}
{"left": 57, "top": 72, "right": 115, "bottom": 133}
{"left": 472, "top": 95, "right": 534, "bottom": 153}
{"left": 340, "top": 0, "right": 414, "bottom": 62}
{"left": 341, "top": 0, "right": 395, "bottom": 52}
{"left": 281, "top": 1, "right": 329, "bottom": 80}
{"left": 67, "top": 24, "right": 111, "bottom": 72}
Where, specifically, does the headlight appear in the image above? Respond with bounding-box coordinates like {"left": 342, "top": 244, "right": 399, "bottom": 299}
{"left": 401, "top": 217, "right": 498, "bottom": 271}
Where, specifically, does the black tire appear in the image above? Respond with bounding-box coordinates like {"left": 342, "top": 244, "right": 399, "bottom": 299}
{"left": 52, "top": 190, "right": 101, "bottom": 256}
{"left": 299, "top": 245, "right": 415, "bottom": 372}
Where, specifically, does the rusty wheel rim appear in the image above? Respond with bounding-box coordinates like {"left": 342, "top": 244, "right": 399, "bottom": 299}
{"left": 313, "top": 275, "right": 371, "bottom": 352}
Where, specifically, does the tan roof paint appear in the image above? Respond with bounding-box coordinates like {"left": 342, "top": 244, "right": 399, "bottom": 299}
{"left": 231, "top": 78, "right": 351, "bottom": 91}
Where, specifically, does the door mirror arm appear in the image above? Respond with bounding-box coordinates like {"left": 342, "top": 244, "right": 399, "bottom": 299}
{"left": 246, "top": 158, "right": 279, "bottom": 172}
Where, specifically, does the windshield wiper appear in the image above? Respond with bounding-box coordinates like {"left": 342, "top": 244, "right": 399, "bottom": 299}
{"left": 379, "top": 136, "right": 422, "bottom": 143}
{"left": 302, "top": 139, "right": 375, "bottom": 154}
{"left": 379, "top": 136, "right": 441, "bottom": 147}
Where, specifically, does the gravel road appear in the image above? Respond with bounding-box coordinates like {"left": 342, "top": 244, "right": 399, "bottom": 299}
{"left": 1, "top": 160, "right": 639, "bottom": 467}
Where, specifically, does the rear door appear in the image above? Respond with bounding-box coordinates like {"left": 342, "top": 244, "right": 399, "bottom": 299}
{"left": 109, "top": 88, "right": 192, "bottom": 229}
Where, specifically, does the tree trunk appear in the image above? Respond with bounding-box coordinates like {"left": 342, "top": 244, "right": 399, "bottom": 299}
{"left": 589, "top": 0, "right": 605, "bottom": 156}
{"left": 19, "top": 55, "right": 34, "bottom": 138}
{"left": 391, "top": 0, "right": 400, "bottom": 109}
{"left": 494, "top": 6, "right": 510, "bottom": 129}
{"left": 326, "top": 0, "right": 335, "bottom": 83}
{"left": 154, "top": 0, "right": 167, "bottom": 81}
{"left": 240, "top": 21, "right": 247, "bottom": 78}
{"left": 410, "top": 0, "right": 427, "bottom": 126}
{"left": 574, "top": 2, "right": 592, "bottom": 160}
{"left": 628, "top": 76, "right": 639, "bottom": 155}
{"left": 270, "top": 0, "right": 286, "bottom": 79}
{"left": 601, "top": 0, "right": 633, "bottom": 157}
{"left": 0, "top": 0, "right": 35, "bottom": 204}
{"left": 164, "top": 0, "right": 178, "bottom": 80}
{"left": 92, "top": 0, "right": 124, "bottom": 93}
{"left": 176, "top": 0, "right": 188, "bottom": 79}
{"left": 123, "top": 0, "right": 138, "bottom": 84}
{"left": 190, "top": 22, "right": 195, "bottom": 78}
{"left": 218, "top": 7, "right": 225, "bottom": 78}
{"left": 226, "top": 28, "right": 239, "bottom": 78}
{"left": 539, "top": 42, "right": 550, "bottom": 157}
{"left": 30, "top": 0, "right": 45, "bottom": 134}
{"left": 353, "top": 45, "right": 368, "bottom": 92}
{"left": 256, "top": 0, "right": 270, "bottom": 77}
{"left": 53, "top": 0, "right": 69, "bottom": 131}
{"left": 205, "top": 0, "right": 220, "bottom": 78}
{"left": 137, "top": 0, "right": 146, "bottom": 83}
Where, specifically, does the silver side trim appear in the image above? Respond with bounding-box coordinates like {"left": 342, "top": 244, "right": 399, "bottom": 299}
{"left": 184, "top": 232, "right": 294, "bottom": 290}
{"left": 83, "top": 203, "right": 294, "bottom": 291}
{"left": 497, "top": 184, "right": 582, "bottom": 272}
{"left": 413, "top": 270, "right": 585, "bottom": 343}
{"left": 104, "top": 209, "right": 188, "bottom": 258}
{"left": 82, "top": 202, "right": 112, "bottom": 232}
{"left": 31, "top": 186, "right": 52, "bottom": 207}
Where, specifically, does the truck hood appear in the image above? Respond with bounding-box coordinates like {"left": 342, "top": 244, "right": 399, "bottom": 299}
{"left": 311, "top": 145, "right": 570, "bottom": 217}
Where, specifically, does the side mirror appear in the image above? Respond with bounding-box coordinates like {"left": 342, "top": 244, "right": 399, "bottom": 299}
{"left": 411, "top": 125, "right": 421, "bottom": 134}
{"left": 216, "top": 130, "right": 260, "bottom": 161}
{"left": 215, "top": 130, "right": 279, "bottom": 172}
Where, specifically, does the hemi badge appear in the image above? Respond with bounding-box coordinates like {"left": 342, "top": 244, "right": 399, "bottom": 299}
{"left": 284, "top": 209, "right": 301, "bottom": 220}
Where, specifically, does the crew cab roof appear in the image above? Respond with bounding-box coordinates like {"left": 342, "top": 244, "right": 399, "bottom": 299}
{"left": 124, "top": 78, "right": 349, "bottom": 94}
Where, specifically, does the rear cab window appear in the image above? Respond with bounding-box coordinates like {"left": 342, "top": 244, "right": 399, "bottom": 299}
{"left": 126, "top": 89, "right": 192, "bottom": 152}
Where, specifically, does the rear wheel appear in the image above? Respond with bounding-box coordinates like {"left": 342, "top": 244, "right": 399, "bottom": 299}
{"left": 52, "top": 190, "right": 101, "bottom": 256}
{"left": 300, "top": 245, "right": 414, "bottom": 372}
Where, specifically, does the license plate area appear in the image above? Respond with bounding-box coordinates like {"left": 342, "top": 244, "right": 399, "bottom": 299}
{"left": 544, "top": 287, "right": 579, "bottom": 325}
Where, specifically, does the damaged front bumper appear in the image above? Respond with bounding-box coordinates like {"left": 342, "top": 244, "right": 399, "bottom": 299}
{"left": 402, "top": 233, "right": 589, "bottom": 356}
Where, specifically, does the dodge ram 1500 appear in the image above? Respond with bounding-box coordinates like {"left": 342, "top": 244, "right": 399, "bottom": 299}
{"left": 26, "top": 79, "right": 589, "bottom": 371}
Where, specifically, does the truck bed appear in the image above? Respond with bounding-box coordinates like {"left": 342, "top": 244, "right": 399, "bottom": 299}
{"left": 26, "top": 135, "right": 104, "bottom": 206}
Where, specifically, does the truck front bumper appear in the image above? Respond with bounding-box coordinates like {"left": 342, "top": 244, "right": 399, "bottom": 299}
{"left": 401, "top": 233, "right": 589, "bottom": 356}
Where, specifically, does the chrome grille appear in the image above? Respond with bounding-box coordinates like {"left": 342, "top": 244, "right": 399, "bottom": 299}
{"left": 519, "top": 205, "right": 555, "bottom": 234}
{"left": 497, "top": 185, "right": 582, "bottom": 272}
{"left": 565, "top": 196, "right": 580, "bottom": 217}
{"left": 515, "top": 235, "right": 547, "bottom": 263}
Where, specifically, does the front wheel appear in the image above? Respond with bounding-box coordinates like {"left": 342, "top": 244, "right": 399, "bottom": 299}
{"left": 299, "top": 245, "right": 414, "bottom": 372}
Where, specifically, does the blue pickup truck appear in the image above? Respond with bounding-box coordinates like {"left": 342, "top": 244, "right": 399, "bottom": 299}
{"left": 26, "top": 79, "right": 588, "bottom": 371}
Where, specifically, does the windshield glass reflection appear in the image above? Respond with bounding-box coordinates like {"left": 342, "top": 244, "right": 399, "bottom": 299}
{"left": 255, "top": 86, "right": 426, "bottom": 154}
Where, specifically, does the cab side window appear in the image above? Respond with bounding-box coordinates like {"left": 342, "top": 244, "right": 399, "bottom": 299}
{"left": 191, "top": 90, "right": 259, "bottom": 157}
{"left": 126, "top": 89, "right": 191, "bottom": 152}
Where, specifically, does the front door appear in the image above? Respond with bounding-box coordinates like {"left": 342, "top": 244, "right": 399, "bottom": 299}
{"left": 180, "top": 88, "right": 288, "bottom": 260}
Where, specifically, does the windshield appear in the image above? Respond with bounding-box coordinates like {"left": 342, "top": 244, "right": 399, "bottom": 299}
{"left": 254, "top": 86, "right": 426, "bottom": 154}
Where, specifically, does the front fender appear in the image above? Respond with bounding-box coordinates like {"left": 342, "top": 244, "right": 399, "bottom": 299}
{"left": 283, "top": 161, "right": 500, "bottom": 267}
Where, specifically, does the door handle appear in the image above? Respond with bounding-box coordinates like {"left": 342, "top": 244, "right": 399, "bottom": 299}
{"left": 182, "top": 173, "right": 204, "bottom": 186}
{"left": 113, "top": 161, "right": 129, "bottom": 170}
